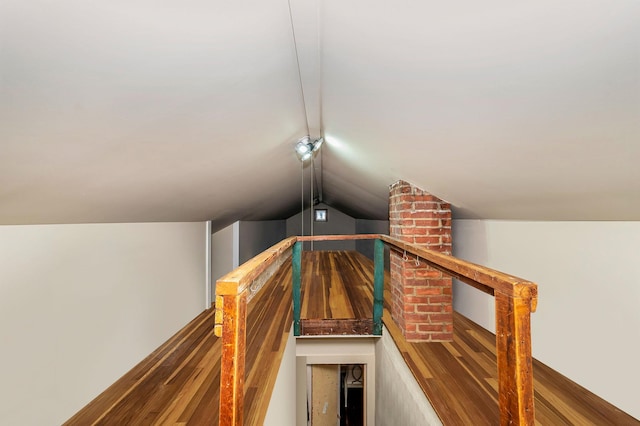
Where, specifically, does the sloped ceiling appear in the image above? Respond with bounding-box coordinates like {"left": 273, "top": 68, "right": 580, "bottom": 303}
{"left": 1, "top": 1, "right": 639, "bottom": 228}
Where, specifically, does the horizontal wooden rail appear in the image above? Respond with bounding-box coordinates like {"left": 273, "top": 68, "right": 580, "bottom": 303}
{"left": 216, "top": 233, "right": 538, "bottom": 426}
{"left": 297, "top": 233, "right": 381, "bottom": 241}
{"left": 380, "top": 235, "right": 537, "bottom": 305}
{"left": 299, "top": 234, "right": 537, "bottom": 306}
{"left": 216, "top": 236, "right": 297, "bottom": 296}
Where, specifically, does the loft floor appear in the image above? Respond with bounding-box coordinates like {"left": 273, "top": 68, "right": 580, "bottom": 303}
{"left": 65, "top": 250, "right": 638, "bottom": 425}
{"left": 300, "top": 250, "right": 376, "bottom": 335}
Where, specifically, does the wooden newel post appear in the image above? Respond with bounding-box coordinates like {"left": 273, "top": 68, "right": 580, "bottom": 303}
{"left": 495, "top": 289, "right": 536, "bottom": 426}
{"left": 218, "top": 292, "right": 247, "bottom": 426}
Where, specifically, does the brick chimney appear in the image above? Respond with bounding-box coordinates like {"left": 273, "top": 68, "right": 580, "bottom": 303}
{"left": 389, "top": 180, "right": 453, "bottom": 342}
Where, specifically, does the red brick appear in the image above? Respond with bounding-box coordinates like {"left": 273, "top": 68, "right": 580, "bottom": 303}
{"left": 412, "top": 236, "right": 431, "bottom": 245}
{"left": 431, "top": 211, "right": 451, "bottom": 219}
{"left": 402, "top": 269, "right": 416, "bottom": 278}
{"left": 415, "top": 287, "right": 441, "bottom": 296}
{"left": 403, "top": 287, "right": 415, "bottom": 296}
{"left": 404, "top": 313, "right": 430, "bottom": 322}
{"left": 423, "top": 227, "right": 450, "bottom": 236}
{"left": 429, "top": 333, "right": 453, "bottom": 342}
{"left": 407, "top": 211, "right": 432, "bottom": 219}
{"left": 412, "top": 201, "right": 442, "bottom": 210}
{"left": 394, "top": 202, "right": 413, "bottom": 211}
{"left": 417, "top": 324, "right": 444, "bottom": 332}
{"left": 405, "top": 296, "right": 429, "bottom": 304}
{"left": 426, "top": 279, "right": 452, "bottom": 287}
{"left": 403, "top": 278, "right": 427, "bottom": 287}
{"left": 404, "top": 332, "right": 425, "bottom": 341}
{"left": 428, "top": 296, "right": 452, "bottom": 304}
{"left": 429, "top": 313, "right": 453, "bottom": 323}
{"left": 414, "top": 219, "right": 441, "bottom": 227}
{"left": 416, "top": 304, "right": 443, "bottom": 313}
{"left": 415, "top": 269, "right": 442, "bottom": 279}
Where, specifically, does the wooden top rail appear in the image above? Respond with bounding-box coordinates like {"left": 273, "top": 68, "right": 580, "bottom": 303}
{"left": 216, "top": 236, "right": 297, "bottom": 296}
{"left": 224, "top": 233, "right": 536, "bottom": 302}
{"left": 297, "top": 233, "right": 381, "bottom": 241}
{"left": 379, "top": 235, "right": 537, "bottom": 308}
{"left": 291, "top": 234, "right": 537, "bottom": 309}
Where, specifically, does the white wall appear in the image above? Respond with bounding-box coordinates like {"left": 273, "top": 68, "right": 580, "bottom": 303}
{"left": 453, "top": 220, "right": 640, "bottom": 420}
{"left": 286, "top": 203, "right": 356, "bottom": 251}
{"left": 375, "top": 326, "right": 442, "bottom": 426}
{"left": 355, "top": 219, "right": 390, "bottom": 268}
{"left": 211, "top": 221, "right": 238, "bottom": 284}
{"left": 0, "top": 222, "right": 206, "bottom": 425}
{"left": 263, "top": 326, "right": 296, "bottom": 426}
{"left": 239, "top": 220, "right": 286, "bottom": 264}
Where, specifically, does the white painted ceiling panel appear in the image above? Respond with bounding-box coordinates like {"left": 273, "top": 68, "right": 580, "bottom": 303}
{"left": 316, "top": 0, "right": 640, "bottom": 220}
{"left": 1, "top": 0, "right": 639, "bottom": 225}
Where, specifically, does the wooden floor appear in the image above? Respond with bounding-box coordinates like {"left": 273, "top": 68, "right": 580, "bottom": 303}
{"left": 65, "top": 260, "right": 293, "bottom": 425}
{"left": 66, "top": 250, "right": 638, "bottom": 425}
{"left": 300, "top": 251, "right": 375, "bottom": 335}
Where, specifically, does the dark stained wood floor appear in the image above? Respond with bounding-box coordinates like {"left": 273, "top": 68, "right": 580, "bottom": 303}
{"left": 66, "top": 250, "right": 638, "bottom": 425}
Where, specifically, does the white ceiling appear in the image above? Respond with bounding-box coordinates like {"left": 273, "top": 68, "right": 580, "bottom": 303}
{"left": 1, "top": 1, "right": 639, "bottom": 228}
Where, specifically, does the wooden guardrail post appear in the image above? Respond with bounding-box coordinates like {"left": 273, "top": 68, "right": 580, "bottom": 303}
{"left": 292, "top": 241, "right": 302, "bottom": 336}
{"left": 213, "top": 237, "right": 296, "bottom": 426}
{"left": 372, "top": 238, "right": 384, "bottom": 335}
{"left": 495, "top": 289, "right": 536, "bottom": 426}
{"left": 216, "top": 291, "right": 247, "bottom": 426}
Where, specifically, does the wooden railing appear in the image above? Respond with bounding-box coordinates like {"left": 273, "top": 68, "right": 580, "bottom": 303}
{"left": 378, "top": 234, "right": 538, "bottom": 425}
{"left": 215, "top": 234, "right": 538, "bottom": 426}
{"left": 213, "top": 237, "right": 296, "bottom": 425}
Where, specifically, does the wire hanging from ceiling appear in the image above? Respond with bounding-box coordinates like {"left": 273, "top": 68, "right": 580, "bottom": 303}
{"left": 289, "top": 0, "right": 325, "bottom": 249}
{"left": 287, "top": 0, "right": 311, "bottom": 137}
{"left": 288, "top": 0, "right": 310, "bottom": 244}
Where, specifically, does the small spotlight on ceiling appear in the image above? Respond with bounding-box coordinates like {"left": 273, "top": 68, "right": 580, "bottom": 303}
{"left": 295, "top": 136, "right": 323, "bottom": 162}
{"left": 312, "top": 137, "right": 324, "bottom": 152}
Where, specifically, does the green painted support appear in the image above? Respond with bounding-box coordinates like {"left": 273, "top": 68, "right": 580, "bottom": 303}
{"left": 292, "top": 241, "right": 302, "bottom": 336}
{"left": 373, "top": 238, "right": 384, "bottom": 335}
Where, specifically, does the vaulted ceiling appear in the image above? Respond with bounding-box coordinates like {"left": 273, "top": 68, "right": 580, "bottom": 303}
{"left": 1, "top": 1, "right": 639, "bottom": 229}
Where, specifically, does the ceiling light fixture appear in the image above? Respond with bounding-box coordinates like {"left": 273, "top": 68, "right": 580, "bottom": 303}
{"left": 312, "top": 137, "right": 324, "bottom": 152}
{"left": 295, "top": 136, "right": 323, "bottom": 162}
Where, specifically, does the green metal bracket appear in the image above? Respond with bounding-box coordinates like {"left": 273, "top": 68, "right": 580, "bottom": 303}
{"left": 293, "top": 241, "right": 302, "bottom": 336}
{"left": 373, "top": 238, "right": 384, "bottom": 335}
